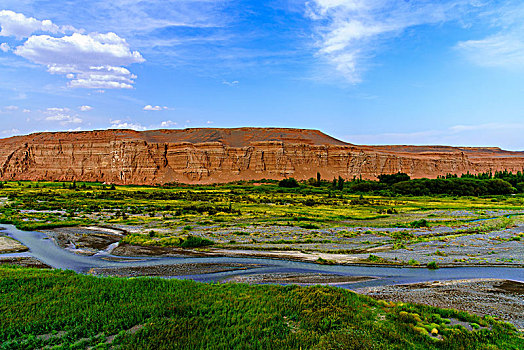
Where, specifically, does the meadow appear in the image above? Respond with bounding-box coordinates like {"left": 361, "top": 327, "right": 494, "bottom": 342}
{"left": 0, "top": 180, "right": 523, "bottom": 267}
{"left": 1, "top": 179, "right": 524, "bottom": 230}
{"left": 0, "top": 265, "right": 522, "bottom": 350}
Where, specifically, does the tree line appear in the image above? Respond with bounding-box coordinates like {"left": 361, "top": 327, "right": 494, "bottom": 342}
{"left": 279, "top": 170, "right": 521, "bottom": 196}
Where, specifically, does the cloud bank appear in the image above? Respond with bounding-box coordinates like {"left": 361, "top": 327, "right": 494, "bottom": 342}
{"left": 0, "top": 10, "right": 72, "bottom": 39}
{"left": 0, "top": 11, "right": 144, "bottom": 89}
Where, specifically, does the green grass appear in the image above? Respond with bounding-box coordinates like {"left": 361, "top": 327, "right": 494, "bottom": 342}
{"left": 1, "top": 181, "right": 524, "bottom": 253}
{"left": 2, "top": 181, "right": 524, "bottom": 234}
{"left": 427, "top": 261, "right": 439, "bottom": 270}
{"left": 0, "top": 266, "right": 521, "bottom": 350}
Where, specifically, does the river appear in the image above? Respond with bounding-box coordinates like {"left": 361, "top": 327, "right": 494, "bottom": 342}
{"left": 2, "top": 224, "right": 523, "bottom": 290}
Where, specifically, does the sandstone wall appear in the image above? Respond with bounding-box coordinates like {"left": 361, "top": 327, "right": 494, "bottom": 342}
{"left": 0, "top": 128, "right": 523, "bottom": 184}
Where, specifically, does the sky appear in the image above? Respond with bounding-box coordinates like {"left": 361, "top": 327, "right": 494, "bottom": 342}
{"left": 1, "top": 0, "right": 524, "bottom": 150}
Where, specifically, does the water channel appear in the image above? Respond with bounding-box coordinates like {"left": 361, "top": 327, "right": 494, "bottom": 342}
{"left": 2, "top": 224, "right": 523, "bottom": 290}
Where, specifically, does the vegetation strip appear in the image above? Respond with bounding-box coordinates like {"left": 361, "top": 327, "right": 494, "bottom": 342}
{"left": 0, "top": 266, "right": 522, "bottom": 349}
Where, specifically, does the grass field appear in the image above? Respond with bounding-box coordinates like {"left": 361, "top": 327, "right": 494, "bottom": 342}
{"left": 1, "top": 180, "right": 523, "bottom": 230}
{"left": 0, "top": 265, "right": 522, "bottom": 350}
{"left": 0, "top": 181, "right": 523, "bottom": 267}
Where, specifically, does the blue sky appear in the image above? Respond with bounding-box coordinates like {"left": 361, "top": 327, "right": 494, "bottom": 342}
{"left": 1, "top": 0, "right": 524, "bottom": 150}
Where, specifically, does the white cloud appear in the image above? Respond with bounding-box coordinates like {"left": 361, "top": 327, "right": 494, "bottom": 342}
{"left": 222, "top": 80, "right": 239, "bottom": 86}
{"left": 45, "top": 114, "right": 83, "bottom": 124}
{"left": 1, "top": 128, "right": 20, "bottom": 135}
{"left": 449, "top": 123, "right": 524, "bottom": 132}
{"left": 14, "top": 31, "right": 144, "bottom": 89}
{"left": 0, "top": 10, "right": 70, "bottom": 39}
{"left": 44, "top": 107, "right": 82, "bottom": 125}
{"left": 0, "top": 11, "right": 144, "bottom": 89}
{"left": 3, "top": 105, "right": 18, "bottom": 111}
{"left": 143, "top": 105, "right": 168, "bottom": 111}
{"left": 160, "top": 120, "right": 177, "bottom": 127}
{"left": 66, "top": 1, "right": 228, "bottom": 39}
{"left": 79, "top": 105, "right": 93, "bottom": 111}
{"left": 109, "top": 119, "right": 146, "bottom": 130}
{"left": 456, "top": 3, "right": 524, "bottom": 69}
{"left": 307, "top": 1, "right": 477, "bottom": 83}
{"left": 457, "top": 33, "right": 524, "bottom": 68}
{"left": 46, "top": 107, "right": 69, "bottom": 113}
{"left": 206, "top": 120, "right": 213, "bottom": 124}
{"left": 344, "top": 122, "right": 524, "bottom": 150}
{"left": 22, "top": 109, "right": 30, "bottom": 113}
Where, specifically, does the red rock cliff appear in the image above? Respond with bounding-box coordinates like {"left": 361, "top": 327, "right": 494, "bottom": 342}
{"left": 0, "top": 128, "right": 523, "bottom": 184}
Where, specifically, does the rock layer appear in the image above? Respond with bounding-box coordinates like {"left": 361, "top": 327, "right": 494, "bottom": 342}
{"left": 0, "top": 128, "right": 523, "bottom": 184}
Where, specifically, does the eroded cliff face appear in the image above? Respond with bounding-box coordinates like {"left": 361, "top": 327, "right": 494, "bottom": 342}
{"left": 0, "top": 128, "right": 523, "bottom": 184}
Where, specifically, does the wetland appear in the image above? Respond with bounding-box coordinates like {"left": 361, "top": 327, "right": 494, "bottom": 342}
{"left": 0, "top": 179, "right": 523, "bottom": 348}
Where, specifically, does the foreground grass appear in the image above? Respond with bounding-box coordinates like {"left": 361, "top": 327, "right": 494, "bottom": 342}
{"left": 0, "top": 266, "right": 522, "bottom": 350}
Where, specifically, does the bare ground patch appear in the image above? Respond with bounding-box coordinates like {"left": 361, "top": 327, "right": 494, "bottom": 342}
{"left": 0, "top": 257, "right": 51, "bottom": 269}
{"left": 88, "top": 262, "right": 266, "bottom": 277}
{"left": 0, "top": 236, "right": 28, "bottom": 254}
{"left": 224, "top": 272, "right": 376, "bottom": 285}
{"left": 357, "top": 279, "right": 524, "bottom": 330}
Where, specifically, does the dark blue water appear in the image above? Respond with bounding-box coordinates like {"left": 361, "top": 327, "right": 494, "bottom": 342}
{"left": 2, "top": 224, "right": 523, "bottom": 290}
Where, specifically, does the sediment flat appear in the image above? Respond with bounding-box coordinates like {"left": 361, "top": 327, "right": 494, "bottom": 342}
{"left": 0, "top": 256, "right": 51, "bottom": 269}
{"left": 358, "top": 279, "right": 524, "bottom": 330}
{"left": 0, "top": 236, "right": 28, "bottom": 254}
{"left": 88, "top": 263, "right": 267, "bottom": 277}
{"left": 224, "top": 272, "right": 375, "bottom": 285}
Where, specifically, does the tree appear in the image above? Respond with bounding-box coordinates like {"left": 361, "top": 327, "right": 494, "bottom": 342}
{"left": 279, "top": 178, "right": 299, "bottom": 188}
{"left": 378, "top": 172, "right": 410, "bottom": 185}
{"left": 316, "top": 172, "right": 321, "bottom": 184}
{"left": 337, "top": 176, "right": 345, "bottom": 191}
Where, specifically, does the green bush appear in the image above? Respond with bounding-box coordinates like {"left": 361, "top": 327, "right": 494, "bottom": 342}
{"left": 427, "top": 261, "right": 439, "bottom": 270}
{"left": 278, "top": 178, "right": 299, "bottom": 188}
{"left": 179, "top": 235, "right": 214, "bottom": 248}
{"left": 410, "top": 219, "right": 428, "bottom": 228}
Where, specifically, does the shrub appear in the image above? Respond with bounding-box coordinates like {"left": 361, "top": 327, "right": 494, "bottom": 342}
{"left": 315, "top": 257, "right": 335, "bottom": 265}
{"left": 179, "top": 235, "right": 214, "bottom": 248}
{"left": 410, "top": 219, "right": 428, "bottom": 228}
{"left": 378, "top": 172, "right": 410, "bottom": 185}
{"left": 427, "top": 261, "right": 439, "bottom": 270}
{"left": 367, "top": 254, "right": 386, "bottom": 263}
{"left": 407, "top": 259, "right": 420, "bottom": 266}
{"left": 278, "top": 178, "right": 299, "bottom": 188}
{"left": 299, "top": 223, "right": 320, "bottom": 229}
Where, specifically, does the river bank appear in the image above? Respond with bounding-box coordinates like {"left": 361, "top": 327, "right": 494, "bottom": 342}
{"left": 357, "top": 279, "right": 524, "bottom": 331}
{"left": 1, "top": 223, "right": 523, "bottom": 329}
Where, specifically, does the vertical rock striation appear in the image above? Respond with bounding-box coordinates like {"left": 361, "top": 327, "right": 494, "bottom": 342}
{"left": 0, "top": 128, "right": 523, "bottom": 184}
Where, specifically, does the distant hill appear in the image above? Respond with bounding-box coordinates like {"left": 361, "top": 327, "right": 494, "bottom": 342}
{"left": 0, "top": 128, "right": 523, "bottom": 184}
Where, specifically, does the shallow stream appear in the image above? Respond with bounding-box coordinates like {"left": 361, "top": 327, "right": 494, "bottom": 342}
{"left": 2, "top": 224, "right": 523, "bottom": 290}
